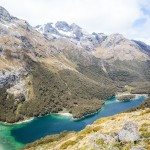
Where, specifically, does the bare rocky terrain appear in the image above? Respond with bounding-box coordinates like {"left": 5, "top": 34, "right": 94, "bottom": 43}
{"left": 0, "top": 6, "right": 150, "bottom": 123}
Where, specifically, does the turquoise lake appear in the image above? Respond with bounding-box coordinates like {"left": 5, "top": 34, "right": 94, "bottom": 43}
{"left": 0, "top": 95, "right": 146, "bottom": 150}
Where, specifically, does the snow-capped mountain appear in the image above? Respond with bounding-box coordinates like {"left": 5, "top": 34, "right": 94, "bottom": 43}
{"left": 35, "top": 21, "right": 150, "bottom": 59}
{"left": 35, "top": 21, "right": 107, "bottom": 50}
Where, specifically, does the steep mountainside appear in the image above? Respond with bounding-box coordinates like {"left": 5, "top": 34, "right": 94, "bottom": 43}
{"left": 0, "top": 6, "right": 150, "bottom": 123}
{"left": 93, "top": 34, "right": 149, "bottom": 61}
{"left": 25, "top": 108, "right": 150, "bottom": 150}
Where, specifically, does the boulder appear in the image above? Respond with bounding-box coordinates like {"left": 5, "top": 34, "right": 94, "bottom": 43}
{"left": 131, "top": 147, "right": 145, "bottom": 150}
{"left": 118, "top": 121, "right": 140, "bottom": 142}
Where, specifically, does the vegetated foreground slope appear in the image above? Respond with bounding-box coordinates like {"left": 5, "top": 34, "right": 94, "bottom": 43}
{"left": 24, "top": 107, "right": 150, "bottom": 150}
{"left": 0, "top": 6, "right": 150, "bottom": 123}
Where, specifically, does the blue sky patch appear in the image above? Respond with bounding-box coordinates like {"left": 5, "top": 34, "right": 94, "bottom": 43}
{"left": 133, "top": 18, "right": 147, "bottom": 27}
{"left": 141, "top": 7, "right": 150, "bottom": 16}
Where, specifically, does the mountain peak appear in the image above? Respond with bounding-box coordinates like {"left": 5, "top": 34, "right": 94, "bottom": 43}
{"left": 55, "top": 21, "right": 71, "bottom": 32}
{"left": 0, "top": 6, "right": 12, "bottom": 22}
{"left": 109, "top": 33, "right": 125, "bottom": 40}
{"left": 101, "top": 33, "right": 126, "bottom": 48}
{"left": 36, "top": 22, "right": 59, "bottom": 36}
{"left": 70, "top": 23, "right": 81, "bottom": 30}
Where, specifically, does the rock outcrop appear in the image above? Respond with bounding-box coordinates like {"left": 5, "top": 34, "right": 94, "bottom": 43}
{"left": 0, "top": 68, "right": 26, "bottom": 88}
{"left": 118, "top": 121, "right": 140, "bottom": 142}
{"left": 0, "top": 6, "right": 13, "bottom": 22}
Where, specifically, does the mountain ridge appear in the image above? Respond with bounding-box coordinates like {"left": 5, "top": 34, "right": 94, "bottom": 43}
{"left": 36, "top": 21, "right": 150, "bottom": 59}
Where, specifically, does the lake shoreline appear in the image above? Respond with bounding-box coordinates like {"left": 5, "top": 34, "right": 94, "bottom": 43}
{"left": 72, "top": 102, "right": 105, "bottom": 121}
{"left": 0, "top": 94, "right": 148, "bottom": 150}
{"left": 0, "top": 117, "right": 35, "bottom": 126}
{"left": 0, "top": 94, "right": 148, "bottom": 125}
{"left": 73, "top": 94, "right": 148, "bottom": 121}
{"left": 0, "top": 102, "right": 105, "bottom": 125}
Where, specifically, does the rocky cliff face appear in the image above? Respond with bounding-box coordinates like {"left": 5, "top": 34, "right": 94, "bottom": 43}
{"left": 24, "top": 108, "right": 150, "bottom": 150}
{"left": 0, "top": 6, "right": 150, "bottom": 123}
{"left": 0, "top": 6, "right": 15, "bottom": 22}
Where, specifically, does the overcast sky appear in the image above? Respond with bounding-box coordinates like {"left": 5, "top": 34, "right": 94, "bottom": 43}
{"left": 0, "top": 0, "right": 150, "bottom": 44}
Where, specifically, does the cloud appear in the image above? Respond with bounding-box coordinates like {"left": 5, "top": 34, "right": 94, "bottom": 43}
{"left": 0, "top": 0, "right": 150, "bottom": 44}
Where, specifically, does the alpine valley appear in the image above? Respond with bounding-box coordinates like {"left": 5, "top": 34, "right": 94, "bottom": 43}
{"left": 0, "top": 6, "right": 150, "bottom": 150}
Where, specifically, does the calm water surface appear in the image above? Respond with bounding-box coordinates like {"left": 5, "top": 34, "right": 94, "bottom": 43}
{"left": 0, "top": 95, "right": 146, "bottom": 150}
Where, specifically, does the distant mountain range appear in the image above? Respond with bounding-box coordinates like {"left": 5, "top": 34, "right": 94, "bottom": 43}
{"left": 36, "top": 21, "right": 107, "bottom": 50}
{"left": 0, "top": 6, "right": 149, "bottom": 123}
{"left": 36, "top": 22, "right": 150, "bottom": 61}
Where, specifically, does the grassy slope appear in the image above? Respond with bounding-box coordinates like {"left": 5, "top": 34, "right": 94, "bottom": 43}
{"left": 24, "top": 108, "right": 150, "bottom": 150}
